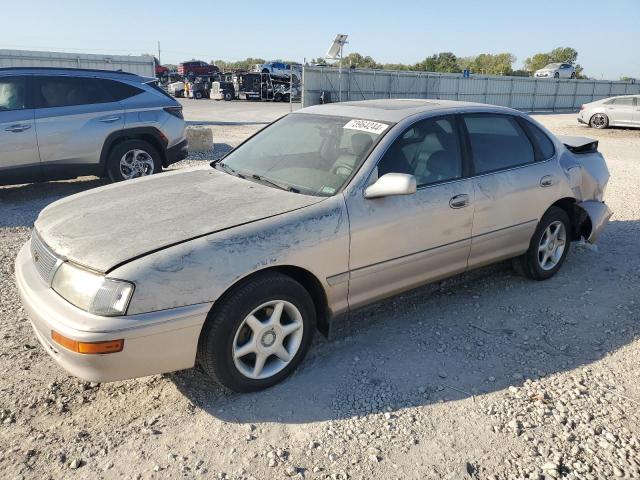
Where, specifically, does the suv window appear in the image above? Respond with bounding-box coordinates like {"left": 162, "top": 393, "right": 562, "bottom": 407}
{"left": 463, "top": 114, "right": 535, "bottom": 174}
{"left": 0, "top": 76, "right": 27, "bottom": 111}
{"left": 377, "top": 116, "right": 462, "bottom": 186}
{"left": 99, "top": 79, "right": 143, "bottom": 101}
{"left": 36, "top": 76, "right": 112, "bottom": 108}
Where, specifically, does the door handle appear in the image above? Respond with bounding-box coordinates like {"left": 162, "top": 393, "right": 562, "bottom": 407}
{"left": 4, "top": 124, "right": 31, "bottom": 133}
{"left": 540, "top": 175, "right": 554, "bottom": 187}
{"left": 449, "top": 194, "right": 470, "bottom": 209}
{"left": 99, "top": 116, "right": 121, "bottom": 123}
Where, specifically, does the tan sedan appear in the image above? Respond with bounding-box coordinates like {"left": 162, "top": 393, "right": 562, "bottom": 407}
{"left": 15, "top": 99, "right": 611, "bottom": 392}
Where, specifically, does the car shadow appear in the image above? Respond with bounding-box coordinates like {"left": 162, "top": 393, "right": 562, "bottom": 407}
{"left": 0, "top": 177, "right": 108, "bottom": 228}
{"left": 171, "top": 218, "right": 639, "bottom": 424}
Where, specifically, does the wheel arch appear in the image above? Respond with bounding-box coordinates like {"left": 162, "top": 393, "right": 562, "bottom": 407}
{"left": 100, "top": 127, "right": 169, "bottom": 174}
{"left": 547, "top": 197, "right": 592, "bottom": 241}
{"left": 206, "top": 265, "right": 332, "bottom": 338}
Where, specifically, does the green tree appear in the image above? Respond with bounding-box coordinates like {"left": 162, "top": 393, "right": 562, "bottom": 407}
{"left": 620, "top": 76, "right": 636, "bottom": 82}
{"left": 524, "top": 47, "right": 578, "bottom": 72}
{"left": 459, "top": 53, "right": 516, "bottom": 75}
{"left": 341, "top": 52, "right": 380, "bottom": 69}
{"left": 414, "top": 52, "right": 461, "bottom": 73}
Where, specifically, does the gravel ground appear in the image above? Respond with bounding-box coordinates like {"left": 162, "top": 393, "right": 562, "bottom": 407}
{"left": 0, "top": 113, "right": 639, "bottom": 480}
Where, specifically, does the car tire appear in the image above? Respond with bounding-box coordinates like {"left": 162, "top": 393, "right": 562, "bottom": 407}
{"left": 197, "top": 271, "right": 316, "bottom": 393}
{"left": 570, "top": 72, "right": 576, "bottom": 79}
{"left": 554, "top": 72, "right": 560, "bottom": 79}
{"left": 274, "top": 92, "right": 283, "bottom": 102}
{"left": 106, "top": 139, "right": 162, "bottom": 183}
{"left": 589, "top": 113, "right": 609, "bottom": 129}
{"left": 224, "top": 92, "right": 232, "bottom": 101}
{"left": 513, "top": 207, "right": 571, "bottom": 281}
{"left": 194, "top": 91, "right": 203, "bottom": 100}
{"left": 283, "top": 94, "right": 290, "bottom": 102}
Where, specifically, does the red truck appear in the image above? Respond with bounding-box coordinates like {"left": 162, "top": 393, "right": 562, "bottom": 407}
{"left": 178, "top": 61, "right": 220, "bottom": 78}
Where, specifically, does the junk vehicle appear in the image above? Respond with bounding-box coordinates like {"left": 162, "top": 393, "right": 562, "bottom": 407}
{"left": 210, "top": 81, "right": 235, "bottom": 101}
{"left": 167, "top": 80, "right": 185, "bottom": 98}
{"left": 16, "top": 99, "right": 611, "bottom": 392}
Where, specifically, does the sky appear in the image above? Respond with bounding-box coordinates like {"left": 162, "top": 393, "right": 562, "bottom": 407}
{"left": 1, "top": 0, "right": 638, "bottom": 80}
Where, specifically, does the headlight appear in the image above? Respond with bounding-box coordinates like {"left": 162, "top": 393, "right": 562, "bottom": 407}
{"left": 52, "top": 262, "right": 134, "bottom": 316}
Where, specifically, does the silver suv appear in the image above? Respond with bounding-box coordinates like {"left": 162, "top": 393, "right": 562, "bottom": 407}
{"left": 0, "top": 67, "right": 187, "bottom": 186}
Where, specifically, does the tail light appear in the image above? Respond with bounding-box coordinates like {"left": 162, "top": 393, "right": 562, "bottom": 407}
{"left": 164, "top": 106, "right": 184, "bottom": 119}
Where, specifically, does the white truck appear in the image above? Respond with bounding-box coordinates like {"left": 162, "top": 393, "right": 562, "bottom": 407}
{"left": 0, "top": 49, "right": 155, "bottom": 77}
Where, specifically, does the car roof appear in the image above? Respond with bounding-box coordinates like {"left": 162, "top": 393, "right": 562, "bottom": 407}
{"left": 298, "top": 98, "right": 517, "bottom": 122}
{"left": 0, "top": 67, "right": 152, "bottom": 82}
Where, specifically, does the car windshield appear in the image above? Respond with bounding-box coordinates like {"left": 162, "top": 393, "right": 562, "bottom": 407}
{"left": 544, "top": 63, "right": 561, "bottom": 69}
{"left": 214, "top": 113, "right": 391, "bottom": 196}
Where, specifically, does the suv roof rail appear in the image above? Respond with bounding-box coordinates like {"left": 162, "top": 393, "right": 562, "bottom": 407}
{"left": 0, "top": 66, "right": 140, "bottom": 76}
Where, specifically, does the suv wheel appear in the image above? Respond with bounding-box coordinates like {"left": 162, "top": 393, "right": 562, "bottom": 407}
{"left": 197, "top": 271, "right": 316, "bottom": 392}
{"left": 107, "top": 139, "right": 162, "bottom": 182}
{"left": 224, "top": 92, "right": 233, "bottom": 101}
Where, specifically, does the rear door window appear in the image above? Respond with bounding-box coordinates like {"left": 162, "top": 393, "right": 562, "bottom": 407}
{"left": 0, "top": 76, "right": 27, "bottom": 111}
{"left": 520, "top": 119, "right": 556, "bottom": 160}
{"left": 463, "top": 114, "right": 535, "bottom": 174}
{"left": 35, "top": 76, "right": 112, "bottom": 108}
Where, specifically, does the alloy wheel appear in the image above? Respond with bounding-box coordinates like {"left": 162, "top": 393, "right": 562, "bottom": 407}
{"left": 232, "top": 300, "right": 304, "bottom": 380}
{"left": 119, "top": 149, "right": 155, "bottom": 179}
{"left": 537, "top": 221, "right": 567, "bottom": 271}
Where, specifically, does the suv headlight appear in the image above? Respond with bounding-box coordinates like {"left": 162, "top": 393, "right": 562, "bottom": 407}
{"left": 52, "top": 262, "right": 134, "bottom": 316}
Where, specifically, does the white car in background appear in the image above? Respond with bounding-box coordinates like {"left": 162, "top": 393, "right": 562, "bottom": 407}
{"left": 535, "top": 63, "right": 576, "bottom": 79}
{"left": 252, "top": 62, "right": 301, "bottom": 82}
{"left": 578, "top": 95, "right": 640, "bottom": 129}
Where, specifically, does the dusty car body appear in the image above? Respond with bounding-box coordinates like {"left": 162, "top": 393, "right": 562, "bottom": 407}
{"left": 15, "top": 99, "right": 612, "bottom": 392}
{"left": 578, "top": 95, "right": 640, "bottom": 129}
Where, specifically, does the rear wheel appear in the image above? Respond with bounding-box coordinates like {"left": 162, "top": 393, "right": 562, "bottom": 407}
{"left": 106, "top": 139, "right": 162, "bottom": 182}
{"left": 554, "top": 72, "right": 560, "bottom": 79}
{"left": 513, "top": 207, "right": 571, "bottom": 281}
{"left": 590, "top": 113, "right": 609, "bottom": 129}
{"left": 224, "top": 92, "right": 233, "bottom": 101}
{"left": 197, "top": 272, "right": 316, "bottom": 392}
{"left": 570, "top": 72, "right": 576, "bottom": 79}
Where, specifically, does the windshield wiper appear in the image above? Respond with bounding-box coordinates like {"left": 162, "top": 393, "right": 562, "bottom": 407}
{"left": 250, "top": 174, "right": 300, "bottom": 193}
{"left": 214, "top": 162, "right": 245, "bottom": 178}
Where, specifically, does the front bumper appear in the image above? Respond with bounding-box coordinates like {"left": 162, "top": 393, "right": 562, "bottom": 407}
{"left": 14, "top": 244, "right": 210, "bottom": 382}
{"left": 165, "top": 139, "right": 189, "bottom": 166}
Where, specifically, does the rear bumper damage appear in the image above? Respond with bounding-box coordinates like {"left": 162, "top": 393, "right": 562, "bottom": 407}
{"left": 577, "top": 200, "right": 612, "bottom": 244}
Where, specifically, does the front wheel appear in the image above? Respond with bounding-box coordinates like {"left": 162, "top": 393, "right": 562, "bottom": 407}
{"left": 554, "top": 72, "right": 560, "bottom": 79}
{"left": 590, "top": 113, "right": 609, "bottom": 129}
{"left": 570, "top": 72, "right": 576, "bottom": 79}
{"left": 106, "top": 139, "right": 161, "bottom": 182}
{"left": 513, "top": 207, "right": 570, "bottom": 281}
{"left": 197, "top": 272, "right": 316, "bottom": 392}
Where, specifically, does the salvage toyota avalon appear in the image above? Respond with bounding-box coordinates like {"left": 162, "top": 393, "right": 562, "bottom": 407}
{"left": 15, "top": 99, "right": 611, "bottom": 393}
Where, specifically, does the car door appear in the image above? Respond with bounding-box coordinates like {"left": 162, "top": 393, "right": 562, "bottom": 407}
{"left": 0, "top": 75, "right": 41, "bottom": 184}
{"left": 34, "top": 75, "right": 124, "bottom": 177}
{"left": 463, "top": 113, "right": 560, "bottom": 269}
{"left": 346, "top": 115, "right": 474, "bottom": 309}
{"left": 605, "top": 97, "right": 635, "bottom": 125}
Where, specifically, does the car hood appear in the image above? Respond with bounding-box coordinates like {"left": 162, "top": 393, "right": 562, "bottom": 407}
{"left": 34, "top": 167, "right": 324, "bottom": 273}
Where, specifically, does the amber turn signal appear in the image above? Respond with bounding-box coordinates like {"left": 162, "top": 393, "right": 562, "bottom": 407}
{"left": 51, "top": 330, "right": 124, "bottom": 354}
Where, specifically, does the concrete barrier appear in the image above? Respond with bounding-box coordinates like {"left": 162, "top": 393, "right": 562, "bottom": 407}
{"left": 186, "top": 126, "right": 213, "bottom": 152}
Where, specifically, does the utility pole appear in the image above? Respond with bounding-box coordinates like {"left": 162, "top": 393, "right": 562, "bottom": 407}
{"left": 157, "top": 41, "right": 161, "bottom": 65}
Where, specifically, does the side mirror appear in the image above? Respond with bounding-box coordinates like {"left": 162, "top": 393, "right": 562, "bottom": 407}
{"left": 364, "top": 173, "right": 417, "bottom": 199}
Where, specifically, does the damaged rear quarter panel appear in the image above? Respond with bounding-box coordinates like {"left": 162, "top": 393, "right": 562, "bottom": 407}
{"left": 110, "top": 195, "right": 350, "bottom": 316}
